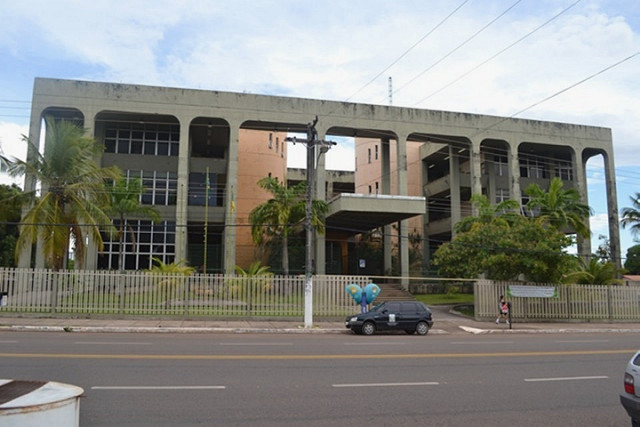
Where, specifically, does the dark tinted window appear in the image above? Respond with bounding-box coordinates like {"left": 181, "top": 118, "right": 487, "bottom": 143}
{"left": 633, "top": 353, "right": 640, "bottom": 366}
{"left": 386, "top": 303, "right": 400, "bottom": 313}
{"left": 400, "top": 302, "right": 419, "bottom": 313}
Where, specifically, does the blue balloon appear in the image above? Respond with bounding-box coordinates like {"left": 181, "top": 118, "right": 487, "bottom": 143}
{"left": 345, "top": 283, "right": 362, "bottom": 303}
{"left": 364, "top": 283, "right": 380, "bottom": 304}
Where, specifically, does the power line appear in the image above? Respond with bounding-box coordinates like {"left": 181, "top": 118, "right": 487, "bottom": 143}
{"left": 413, "top": 0, "right": 583, "bottom": 107}
{"left": 340, "top": 0, "right": 470, "bottom": 105}
{"left": 389, "top": 0, "right": 524, "bottom": 102}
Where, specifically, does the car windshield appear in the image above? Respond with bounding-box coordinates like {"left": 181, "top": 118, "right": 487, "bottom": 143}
{"left": 369, "top": 303, "right": 385, "bottom": 312}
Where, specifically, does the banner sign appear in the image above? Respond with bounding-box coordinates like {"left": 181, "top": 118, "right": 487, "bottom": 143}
{"left": 508, "top": 285, "right": 557, "bottom": 298}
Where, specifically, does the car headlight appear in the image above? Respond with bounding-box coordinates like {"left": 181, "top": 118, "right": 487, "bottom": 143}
{"left": 349, "top": 317, "right": 358, "bottom": 323}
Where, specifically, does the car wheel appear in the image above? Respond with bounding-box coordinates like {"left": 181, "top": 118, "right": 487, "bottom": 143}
{"left": 415, "top": 321, "right": 429, "bottom": 335}
{"left": 362, "top": 321, "right": 376, "bottom": 336}
{"left": 633, "top": 418, "right": 640, "bottom": 427}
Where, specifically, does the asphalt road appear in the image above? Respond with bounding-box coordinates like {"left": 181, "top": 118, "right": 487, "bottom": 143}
{"left": 1, "top": 331, "right": 635, "bottom": 426}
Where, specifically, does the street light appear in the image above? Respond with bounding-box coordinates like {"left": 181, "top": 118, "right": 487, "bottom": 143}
{"left": 285, "top": 117, "right": 336, "bottom": 328}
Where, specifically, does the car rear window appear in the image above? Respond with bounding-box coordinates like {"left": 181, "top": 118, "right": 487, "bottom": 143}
{"left": 400, "top": 303, "right": 418, "bottom": 313}
{"left": 633, "top": 353, "right": 640, "bottom": 366}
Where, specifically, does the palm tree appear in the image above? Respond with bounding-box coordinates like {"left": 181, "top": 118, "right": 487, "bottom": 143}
{"left": 562, "top": 256, "right": 622, "bottom": 286}
{"left": 4, "top": 117, "right": 120, "bottom": 270}
{"left": 248, "top": 176, "right": 328, "bottom": 275}
{"left": 524, "top": 177, "right": 592, "bottom": 238}
{"left": 105, "top": 177, "right": 161, "bottom": 271}
{"left": 621, "top": 192, "right": 640, "bottom": 238}
{"left": 454, "top": 194, "right": 520, "bottom": 233}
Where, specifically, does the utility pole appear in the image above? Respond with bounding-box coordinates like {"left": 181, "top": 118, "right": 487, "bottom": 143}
{"left": 286, "top": 117, "right": 336, "bottom": 328}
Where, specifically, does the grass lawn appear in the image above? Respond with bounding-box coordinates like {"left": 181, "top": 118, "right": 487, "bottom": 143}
{"left": 415, "top": 293, "right": 474, "bottom": 306}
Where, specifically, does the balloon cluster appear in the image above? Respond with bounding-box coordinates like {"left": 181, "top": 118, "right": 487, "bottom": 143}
{"left": 345, "top": 283, "right": 380, "bottom": 304}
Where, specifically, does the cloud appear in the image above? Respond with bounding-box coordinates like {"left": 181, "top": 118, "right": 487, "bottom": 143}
{"left": 589, "top": 212, "right": 610, "bottom": 234}
{"left": 0, "top": 122, "right": 28, "bottom": 186}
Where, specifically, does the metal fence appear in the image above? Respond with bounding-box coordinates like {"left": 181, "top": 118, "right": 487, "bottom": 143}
{"left": 475, "top": 279, "right": 640, "bottom": 321}
{"left": 0, "top": 268, "right": 369, "bottom": 319}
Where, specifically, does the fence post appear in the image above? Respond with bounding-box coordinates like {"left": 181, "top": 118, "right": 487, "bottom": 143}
{"left": 119, "top": 271, "right": 124, "bottom": 315}
{"left": 50, "top": 270, "right": 58, "bottom": 314}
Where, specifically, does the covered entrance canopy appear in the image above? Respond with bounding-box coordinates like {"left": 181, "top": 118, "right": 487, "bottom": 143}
{"left": 326, "top": 193, "right": 425, "bottom": 234}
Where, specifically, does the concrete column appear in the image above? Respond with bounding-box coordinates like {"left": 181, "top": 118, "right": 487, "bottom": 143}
{"left": 83, "top": 109, "right": 99, "bottom": 270}
{"left": 381, "top": 139, "right": 392, "bottom": 274}
{"left": 223, "top": 124, "right": 240, "bottom": 274}
{"left": 174, "top": 116, "right": 191, "bottom": 264}
{"left": 421, "top": 150, "right": 431, "bottom": 273}
{"left": 469, "top": 139, "right": 483, "bottom": 215}
{"left": 18, "top": 108, "right": 44, "bottom": 268}
{"left": 508, "top": 141, "right": 521, "bottom": 206}
{"left": 314, "top": 128, "right": 327, "bottom": 275}
{"left": 603, "top": 150, "right": 621, "bottom": 268}
{"left": 449, "top": 145, "right": 461, "bottom": 236}
{"left": 573, "top": 148, "right": 591, "bottom": 258}
{"left": 396, "top": 133, "right": 409, "bottom": 283}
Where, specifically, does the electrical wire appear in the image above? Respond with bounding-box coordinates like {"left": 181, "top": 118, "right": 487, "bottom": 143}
{"left": 340, "top": 0, "right": 471, "bottom": 105}
{"left": 413, "top": 0, "right": 583, "bottom": 107}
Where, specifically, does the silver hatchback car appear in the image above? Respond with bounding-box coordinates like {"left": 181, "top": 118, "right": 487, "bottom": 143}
{"left": 621, "top": 350, "right": 640, "bottom": 426}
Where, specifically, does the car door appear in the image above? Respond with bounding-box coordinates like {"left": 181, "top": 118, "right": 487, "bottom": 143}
{"left": 379, "top": 302, "right": 401, "bottom": 331}
{"left": 399, "top": 302, "right": 421, "bottom": 330}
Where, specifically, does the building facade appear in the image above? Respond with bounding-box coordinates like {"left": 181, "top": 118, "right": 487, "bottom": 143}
{"left": 22, "top": 78, "right": 620, "bottom": 276}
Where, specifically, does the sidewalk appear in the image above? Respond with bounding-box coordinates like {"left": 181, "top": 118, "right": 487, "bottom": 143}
{"left": 2, "top": 305, "right": 640, "bottom": 335}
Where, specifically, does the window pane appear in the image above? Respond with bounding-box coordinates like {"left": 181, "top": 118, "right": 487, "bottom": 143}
{"left": 157, "top": 142, "right": 169, "bottom": 156}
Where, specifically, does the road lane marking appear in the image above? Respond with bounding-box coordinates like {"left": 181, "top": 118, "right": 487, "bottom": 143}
{"left": 0, "top": 349, "right": 635, "bottom": 361}
{"left": 92, "top": 385, "right": 226, "bottom": 390}
{"left": 554, "top": 340, "right": 609, "bottom": 343}
{"left": 450, "top": 341, "right": 514, "bottom": 345}
{"left": 0, "top": 341, "right": 18, "bottom": 343}
{"left": 333, "top": 382, "right": 439, "bottom": 388}
{"left": 524, "top": 376, "right": 608, "bottom": 382}
{"left": 75, "top": 342, "right": 152, "bottom": 345}
{"left": 218, "top": 343, "right": 293, "bottom": 346}
{"left": 344, "top": 342, "right": 406, "bottom": 346}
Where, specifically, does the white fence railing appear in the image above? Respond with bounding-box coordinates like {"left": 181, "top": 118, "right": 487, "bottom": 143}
{"left": 475, "top": 280, "right": 640, "bottom": 321}
{"left": 0, "top": 268, "right": 369, "bottom": 318}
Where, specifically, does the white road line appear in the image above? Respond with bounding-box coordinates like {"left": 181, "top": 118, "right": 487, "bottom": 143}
{"left": 450, "top": 341, "right": 514, "bottom": 345}
{"left": 0, "top": 340, "right": 18, "bottom": 343}
{"left": 91, "top": 386, "right": 226, "bottom": 390}
{"left": 555, "top": 340, "right": 609, "bottom": 343}
{"left": 75, "top": 342, "right": 152, "bottom": 345}
{"left": 524, "top": 376, "right": 608, "bottom": 382}
{"left": 332, "top": 382, "right": 439, "bottom": 388}
{"left": 218, "top": 343, "right": 293, "bottom": 346}
{"left": 344, "top": 342, "right": 406, "bottom": 346}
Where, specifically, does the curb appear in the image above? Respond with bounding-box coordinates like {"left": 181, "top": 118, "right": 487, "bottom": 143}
{"left": 459, "top": 325, "right": 640, "bottom": 334}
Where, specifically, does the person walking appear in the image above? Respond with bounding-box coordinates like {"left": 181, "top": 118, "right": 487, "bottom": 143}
{"left": 496, "top": 295, "right": 510, "bottom": 325}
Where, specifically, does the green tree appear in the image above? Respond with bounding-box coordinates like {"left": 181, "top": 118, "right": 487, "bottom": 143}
{"left": 454, "top": 194, "right": 520, "bottom": 234}
{"left": 248, "top": 176, "right": 328, "bottom": 275}
{"left": 0, "top": 184, "right": 25, "bottom": 267}
{"left": 4, "top": 118, "right": 120, "bottom": 270}
{"left": 105, "top": 177, "right": 161, "bottom": 271}
{"left": 524, "top": 177, "right": 592, "bottom": 238}
{"left": 562, "top": 257, "right": 623, "bottom": 285}
{"left": 621, "top": 192, "right": 640, "bottom": 238}
{"left": 433, "top": 215, "right": 573, "bottom": 282}
{"left": 147, "top": 257, "right": 195, "bottom": 309}
{"left": 624, "top": 244, "right": 640, "bottom": 275}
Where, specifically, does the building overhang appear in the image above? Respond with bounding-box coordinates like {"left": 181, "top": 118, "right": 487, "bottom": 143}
{"left": 326, "top": 193, "right": 425, "bottom": 235}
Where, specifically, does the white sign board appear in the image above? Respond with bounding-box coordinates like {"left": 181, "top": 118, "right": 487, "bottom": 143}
{"left": 508, "top": 285, "right": 557, "bottom": 298}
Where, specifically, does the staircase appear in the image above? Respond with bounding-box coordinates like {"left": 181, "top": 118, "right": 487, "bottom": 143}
{"left": 376, "top": 283, "right": 416, "bottom": 302}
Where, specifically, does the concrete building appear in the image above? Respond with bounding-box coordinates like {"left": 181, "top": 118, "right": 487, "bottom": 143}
{"left": 22, "top": 78, "right": 620, "bottom": 276}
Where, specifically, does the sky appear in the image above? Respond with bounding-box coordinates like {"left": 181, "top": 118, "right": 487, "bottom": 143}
{"left": 0, "top": 0, "right": 639, "bottom": 263}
